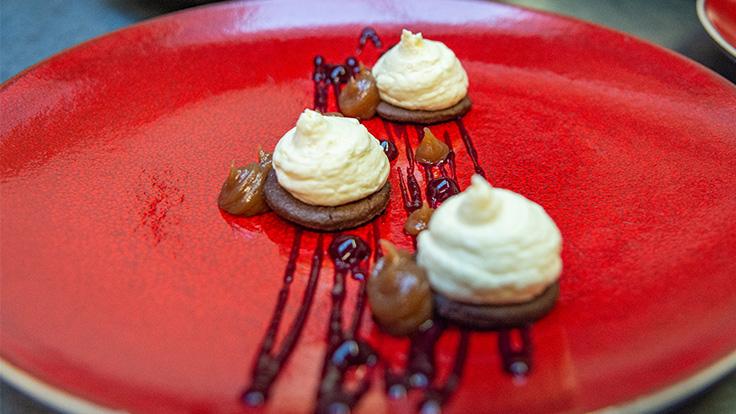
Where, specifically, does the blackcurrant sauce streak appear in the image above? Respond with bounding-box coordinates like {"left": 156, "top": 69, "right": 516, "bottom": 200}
{"left": 418, "top": 329, "right": 471, "bottom": 414}
{"left": 455, "top": 119, "right": 486, "bottom": 178}
{"left": 498, "top": 326, "right": 533, "bottom": 377}
{"left": 313, "top": 55, "right": 358, "bottom": 113}
{"left": 357, "top": 27, "right": 382, "bottom": 55}
{"left": 384, "top": 120, "right": 422, "bottom": 212}
{"left": 442, "top": 131, "right": 458, "bottom": 181}
{"left": 315, "top": 234, "right": 377, "bottom": 414}
{"left": 242, "top": 230, "right": 325, "bottom": 406}
{"left": 426, "top": 177, "right": 460, "bottom": 208}
{"left": 385, "top": 320, "right": 446, "bottom": 397}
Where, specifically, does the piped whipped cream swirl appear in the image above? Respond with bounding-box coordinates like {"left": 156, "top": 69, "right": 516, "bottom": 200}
{"left": 372, "top": 29, "right": 469, "bottom": 111}
{"left": 272, "top": 110, "right": 389, "bottom": 206}
{"left": 417, "top": 175, "right": 562, "bottom": 305}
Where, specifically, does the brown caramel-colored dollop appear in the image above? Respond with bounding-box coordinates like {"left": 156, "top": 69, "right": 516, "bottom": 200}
{"left": 218, "top": 150, "right": 272, "bottom": 216}
{"left": 404, "top": 201, "right": 434, "bottom": 236}
{"left": 415, "top": 127, "right": 449, "bottom": 164}
{"left": 367, "top": 240, "right": 432, "bottom": 336}
{"left": 338, "top": 68, "right": 380, "bottom": 119}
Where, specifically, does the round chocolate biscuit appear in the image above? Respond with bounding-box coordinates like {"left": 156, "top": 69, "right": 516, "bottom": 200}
{"left": 376, "top": 96, "right": 472, "bottom": 124}
{"left": 433, "top": 282, "right": 560, "bottom": 330}
{"left": 264, "top": 170, "right": 391, "bottom": 231}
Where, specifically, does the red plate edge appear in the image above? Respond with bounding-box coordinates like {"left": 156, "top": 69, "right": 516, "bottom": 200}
{"left": 2, "top": 352, "right": 736, "bottom": 413}
{"left": 2, "top": 1, "right": 736, "bottom": 413}
{"left": 698, "top": 0, "right": 736, "bottom": 59}
{"left": 3, "top": 0, "right": 736, "bottom": 89}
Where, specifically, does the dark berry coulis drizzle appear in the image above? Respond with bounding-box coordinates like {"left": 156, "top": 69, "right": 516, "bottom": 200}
{"left": 242, "top": 230, "right": 325, "bottom": 406}
{"left": 498, "top": 326, "right": 533, "bottom": 376}
{"left": 371, "top": 220, "right": 383, "bottom": 261}
{"left": 419, "top": 329, "right": 471, "bottom": 414}
{"left": 312, "top": 55, "right": 358, "bottom": 113}
{"left": 384, "top": 321, "right": 471, "bottom": 413}
{"left": 312, "top": 55, "right": 329, "bottom": 113}
{"left": 442, "top": 131, "right": 458, "bottom": 181}
{"left": 315, "top": 234, "right": 378, "bottom": 414}
{"left": 385, "top": 120, "right": 422, "bottom": 212}
{"left": 426, "top": 177, "right": 460, "bottom": 208}
{"left": 385, "top": 320, "right": 445, "bottom": 397}
{"left": 357, "top": 26, "right": 382, "bottom": 55}
{"left": 455, "top": 119, "right": 486, "bottom": 178}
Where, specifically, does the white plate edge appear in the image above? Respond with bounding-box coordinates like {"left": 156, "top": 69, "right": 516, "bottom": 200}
{"left": 697, "top": 0, "right": 736, "bottom": 59}
{"left": 0, "top": 359, "right": 128, "bottom": 414}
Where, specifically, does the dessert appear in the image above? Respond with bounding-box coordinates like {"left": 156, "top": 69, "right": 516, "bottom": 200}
{"left": 218, "top": 149, "right": 273, "bottom": 216}
{"left": 367, "top": 240, "right": 432, "bottom": 336}
{"left": 372, "top": 30, "right": 471, "bottom": 124}
{"left": 417, "top": 175, "right": 563, "bottom": 329}
{"left": 265, "top": 109, "right": 391, "bottom": 231}
{"left": 241, "top": 26, "right": 557, "bottom": 414}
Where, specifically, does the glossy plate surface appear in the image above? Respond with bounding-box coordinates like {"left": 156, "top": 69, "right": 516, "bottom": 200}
{"left": 699, "top": 0, "right": 736, "bottom": 58}
{"left": 2, "top": 1, "right": 736, "bottom": 413}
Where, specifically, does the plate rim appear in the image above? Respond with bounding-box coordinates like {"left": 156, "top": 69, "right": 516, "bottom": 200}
{"left": 2, "top": 0, "right": 736, "bottom": 90}
{"left": 697, "top": 0, "right": 736, "bottom": 60}
{"left": 3, "top": 351, "right": 736, "bottom": 414}
{"left": 0, "top": 358, "right": 128, "bottom": 414}
{"left": 2, "top": 1, "right": 736, "bottom": 413}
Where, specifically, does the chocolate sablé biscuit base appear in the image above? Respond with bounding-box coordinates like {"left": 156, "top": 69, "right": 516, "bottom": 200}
{"left": 376, "top": 96, "right": 472, "bottom": 124}
{"left": 433, "top": 281, "right": 560, "bottom": 330}
{"left": 264, "top": 169, "right": 390, "bottom": 231}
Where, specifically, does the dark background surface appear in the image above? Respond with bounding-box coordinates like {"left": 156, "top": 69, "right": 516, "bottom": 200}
{"left": 1, "top": 0, "right": 734, "bottom": 413}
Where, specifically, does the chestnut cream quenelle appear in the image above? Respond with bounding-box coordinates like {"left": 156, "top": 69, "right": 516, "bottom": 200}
{"left": 372, "top": 29, "right": 469, "bottom": 111}
{"left": 272, "top": 110, "right": 389, "bottom": 206}
{"left": 417, "top": 175, "right": 562, "bottom": 305}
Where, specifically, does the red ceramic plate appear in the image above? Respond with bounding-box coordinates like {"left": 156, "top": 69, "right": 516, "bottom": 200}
{"left": 2, "top": 1, "right": 736, "bottom": 413}
{"left": 698, "top": 0, "right": 736, "bottom": 58}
